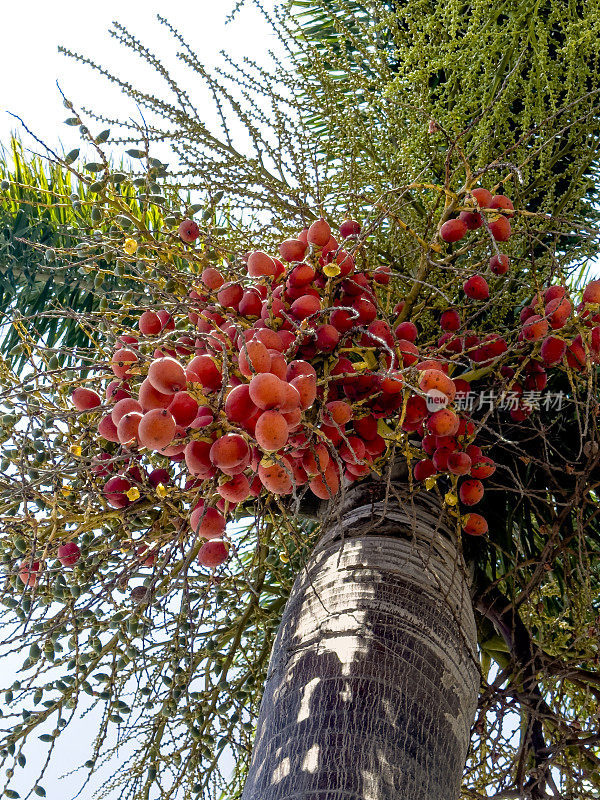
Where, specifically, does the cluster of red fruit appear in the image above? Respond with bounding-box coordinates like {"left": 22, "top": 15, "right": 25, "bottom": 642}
{"left": 44, "top": 197, "right": 598, "bottom": 578}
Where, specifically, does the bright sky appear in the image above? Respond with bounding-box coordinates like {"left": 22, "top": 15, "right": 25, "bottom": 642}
{"left": 0, "top": 4, "right": 277, "bottom": 798}
{"left": 0, "top": 1, "right": 280, "bottom": 156}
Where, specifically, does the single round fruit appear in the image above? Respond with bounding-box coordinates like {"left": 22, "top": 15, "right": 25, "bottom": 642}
{"left": 440, "top": 309, "right": 460, "bottom": 332}
{"left": 583, "top": 280, "right": 600, "bottom": 305}
{"left": 463, "top": 275, "right": 489, "bottom": 300}
{"left": 545, "top": 296, "right": 572, "bottom": 329}
{"left": 197, "top": 539, "right": 229, "bottom": 568}
{"left": 168, "top": 391, "right": 199, "bottom": 427}
{"left": 178, "top": 219, "right": 200, "bottom": 243}
{"left": 258, "top": 458, "right": 293, "bottom": 494}
{"left": 394, "top": 321, "right": 418, "bottom": 342}
{"left": 117, "top": 412, "right": 143, "bottom": 444}
{"left": 339, "top": 219, "right": 361, "bottom": 238}
{"left": 111, "top": 397, "right": 142, "bottom": 425}
{"left": 471, "top": 187, "right": 493, "bottom": 208}
{"left": 307, "top": 218, "right": 331, "bottom": 247}
{"left": 414, "top": 459, "right": 436, "bottom": 482}
{"left": 470, "top": 457, "right": 496, "bottom": 479}
{"left": 139, "top": 310, "right": 162, "bottom": 335}
{"left": 427, "top": 408, "right": 460, "bottom": 436}
{"left": 98, "top": 414, "right": 120, "bottom": 443}
{"left": 238, "top": 340, "right": 271, "bottom": 377}
{"left": 139, "top": 378, "right": 172, "bottom": 411}
{"left": 489, "top": 254, "right": 509, "bottom": 275}
{"left": 138, "top": 409, "right": 176, "bottom": 451}
{"left": 279, "top": 239, "right": 307, "bottom": 262}
{"left": 489, "top": 216, "right": 511, "bottom": 241}
{"left": 249, "top": 372, "right": 287, "bottom": 410}
{"left": 459, "top": 479, "right": 484, "bottom": 506}
{"left": 217, "top": 474, "right": 251, "bottom": 504}
{"left": 57, "top": 542, "right": 81, "bottom": 567}
{"left": 111, "top": 348, "right": 138, "bottom": 380}
{"left": 440, "top": 218, "right": 467, "bottom": 243}
{"left": 19, "top": 559, "right": 41, "bottom": 587}
{"left": 190, "top": 504, "right": 226, "bottom": 539}
{"left": 103, "top": 476, "right": 132, "bottom": 508}
{"left": 419, "top": 369, "right": 456, "bottom": 402}
{"left": 447, "top": 452, "right": 472, "bottom": 476}
{"left": 148, "top": 357, "right": 186, "bottom": 395}
{"left": 462, "top": 513, "right": 488, "bottom": 536}
{"left": 255, "top": 410, "right": 290, "bottom": 451}
{"left": 72, "top": 387, "right": 101, "bottom": 411}
{"left": 210, "top": 434, "right": 250, "bottom": 470}
{"left": 247, "top": 250, "right": 276, "bottom": 277}
{"left": 489, "top": 194, "right": 514, "bottom": 217}
{"left": 522, "top": 315, "right": 549, "bottom": 342}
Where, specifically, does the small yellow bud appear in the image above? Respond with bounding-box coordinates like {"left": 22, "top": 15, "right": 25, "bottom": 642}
{"left": 70, "top": 445, "right": 82, "bottom": 457}
{"left": 424, "top": 476, "right": 438, "bottom": 491}
{"left": 123, "top": 238, "right": 138, "bottom": 255}
{"left": 279, "top": 551, "right": 289, "bottom": 563}
{"left": 155, "top": 483, "right": 167, "bottom": 498}
{"left": 126, "top": 487, "right": 140, "bottom": 501}
{"left": 444, "top": 491, "right": 458, "bottom": 506}
{"left": 323, "top": 263, "right": 341, "bottom": 278}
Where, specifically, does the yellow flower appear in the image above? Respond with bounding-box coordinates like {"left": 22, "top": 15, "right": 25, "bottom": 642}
{"left": 155, "top": 483, "right": 167, "bottom": 498}
{"left": 323, "top": 263, "right": 341, "bottom": 278}
{"left": 444, "top": 491, "right": 458, "bottom": 506}
{"left": 70, "top": 445, "right": 82, "bottom": 457}
{"left": 123, "top": 238, "right": 138, "bottom": 255}
{"left": 126, "top": 487, "right": 140, "bottom": 502}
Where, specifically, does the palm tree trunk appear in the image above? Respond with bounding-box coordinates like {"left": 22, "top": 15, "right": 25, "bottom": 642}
{"left": 242, "top": 482, "right": 480, "bottom": 800}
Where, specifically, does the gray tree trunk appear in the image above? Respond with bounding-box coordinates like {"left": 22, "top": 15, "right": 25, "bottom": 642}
{"left": 241, "top": 481, "right": 480, "bottom": 800}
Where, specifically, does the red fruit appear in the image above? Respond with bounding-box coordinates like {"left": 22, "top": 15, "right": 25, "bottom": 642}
{"left": 440, "top": 309, "right": 460, "bottom": 332}
{"left": 459, "top": 207, "right": 483, "bottom": 230}
{"left": 111, "top": 397, "right": 142, "bottom": 425}
{"left": 190, "top": 503, "right": 226, "bottom": 539}
{"left": 225, "top": 384, "right": 258, "bottom": 424}
{"left": 489, "top": 216, "right": 511, "bottom": 241}
{"left": 103, "top": 476, "right": 132, "bottom": 508}
{"left": 291, "top": 373, "right": 317, "bottom": 410}
{"left": 255, "top": 410, "right": 289, "bottom": 451}
{"left": 307, "top": 218, "right": 331, "bottom": 247}
{"left": 139, "top": 378, "right": 172, "bottom": 411}
{"left": 148, "top": 468, "right": 170, "bottom": 487}
{"left": 249, "top": 372, "right": 287, "bottom": 410}
{"left": 394, "top": 321, "right": 418, "bottom": 342}
{"left": 111, "top": 348, "right": 138, "bottom": 380}
{"left": 353, "top": 414, "right": 378, "bottom": 440}
{"left": 185, "top": 440, "right": 214, "bottom": 477}
{"left": 302, "top": 443, "right": 330, "bottom": 475}
{"left": 419, "top": 370, "right": 456, "bottom": 403}
{"left": 397, "top": 339, "right": 420, "bottom": 366}
{"left": 247, "top": 250, "right": 276, "bottom": 278}
{"left": 72, "top": 387, "right": 101, "bottom": 411}
{"left": 57, "top": 542, "right": 81, "bottom": 567}
{"left": 459, "top": 479, "right": 484, "bottom": 506}
{"left": 148, "top": 357, "right": 186, "bottom": 395}
{"left": 470, "top": 457, "right": 496, "bottom": 479}
{"left": 489, "top": 194, "right": 515, "bottom": 217}
{"left": 217, "top": 282, "right": 244, "bottom": 311}
{"left": 414, "top": 459, "right": 436, "bottom": 482}
{"left": 117, "top": 412, "right": 143, "bottom": 445}
{"left": 238, "top": 340, "right": 271, "bottom": 377}
{"left": 168, "top": 391, "right": 199, "bottom": 426}
{"left": 259, "top": 457, "right": 293, "bottom": 494}
{"left": 463, "top": 275, "right": 489, "bottom": 300}
{"left": 201, "top": 267, "right": 224, "bottom": 290}
{"left": 339, "top": 219, "right": 361, "bottom": 238}
{"left": 139, "top": 310, "right": 162, "bottom": 335}
{"left": 198, "top": 539, "right": 230, "bottom": 568}
{"left": 440, "top": 218, "right": 467, "bottom": 243}
{"left": 447, "top": 452, "right": 472, "bottom": 476}
{"left": 98, "top": 414, "right": 120, "bottom": 443}
{"left": 315, "top": 324, "right": 340, "bottom": 352}
{"left": 19, "top": 559, "right": 41, "bottom": 587}
{"left": 566, "top": 338, "right": 586, "bottom": 370}
{"left": 522, "top": 314, "right": 549, "bottom": 342}
{"left": 309, "top": 462, "right": 340, "bottom": 499}
{"left": 187, "top": 355, "right": 223, "bottom": 392}
{"left": 405, "top": 394, "right": 428, "bottom": 424}
{"left": 340, "top": 435, "right": 366, "bottom": 465}
{"left": 462, "top": 513, "right": 488, "bottom": 536}
{"left": 238, "top": 289, "right": 263, "bottom": 318}
{"left": 545, "top": 296, "right": 572, "bottom": 329}
{"left": 157, "top": 310, "right": 175, "bottom": 331}
{"left": 138, "top": 409, "right": 176, "bottom": 451}
{"left": 471, "top": 187, "right": 493, "bottom": 207}
{"left": 279, "top": 239, "right": 307, "bottom": 262}
{"left": 380, "top": 370, "right": 404, "bottom": 394}
{"left": 432, "top": 447, "right": 453, "bottom": 471}
{"left": 291, "top": 294, "right": 321, "bottom": 320}
{"left": 427, "top": 408, "right": 459, "bottom": 436}
{"left": 373, "top": 265, "right": 391, "bottom": 284}
{"left": 105, "top": 380, "right": 130, "bottom": 403}
{"left": 210, "top": 434, "right": 250, "bottom": 469}
{"left": 583, "top": 280, "right": 600, "bottom": 305}
{"left": 489, "top": 254, "right": 510, "bottom": 275}
{"left": 178, "top": 219, "right": 200, "bottom": 243}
